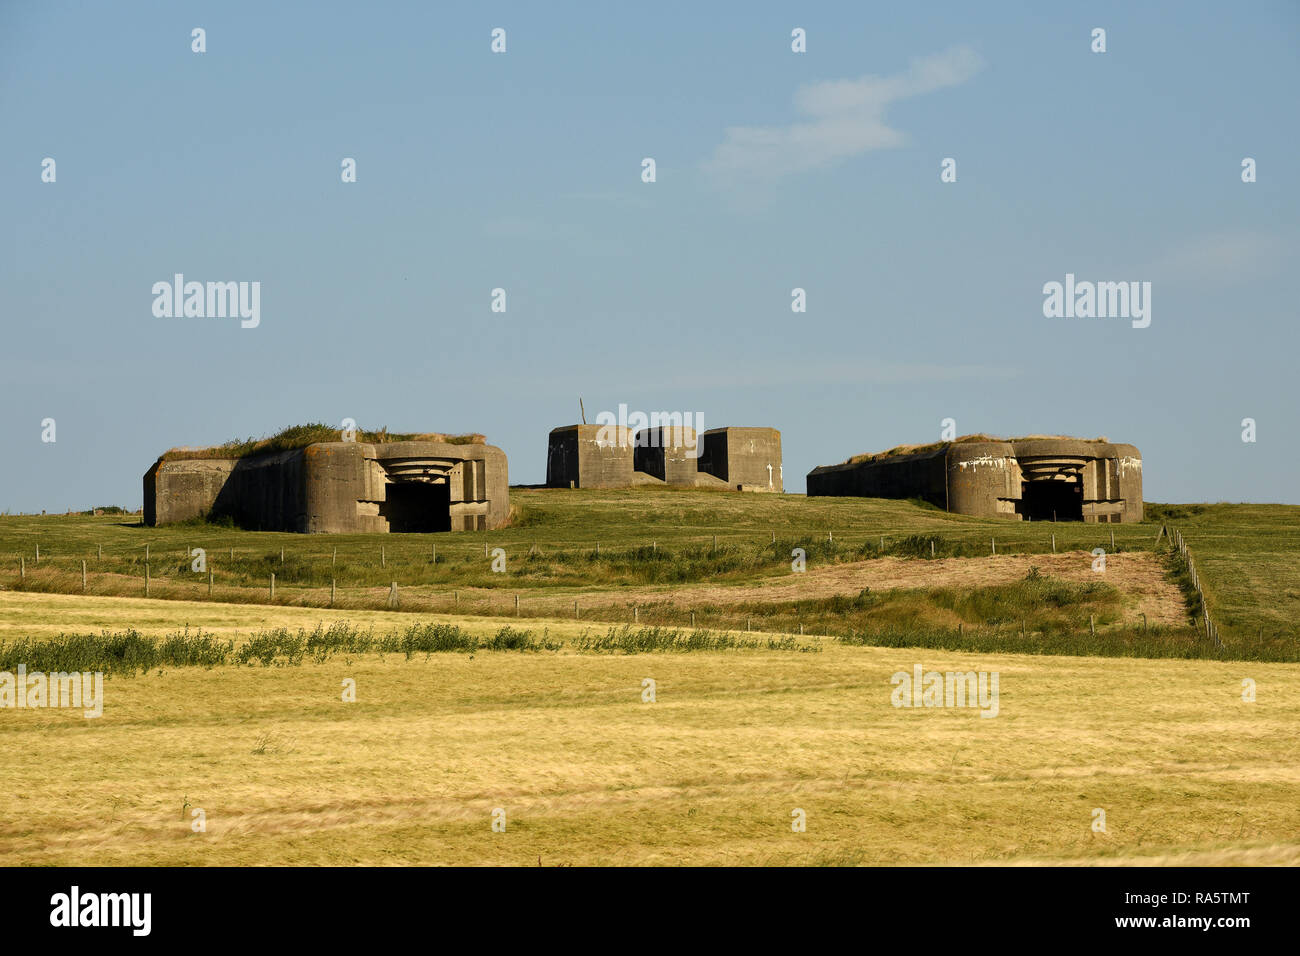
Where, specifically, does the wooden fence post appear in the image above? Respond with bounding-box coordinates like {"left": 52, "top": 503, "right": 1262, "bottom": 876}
{"left": 81, "top": 560, "right": 87, "bottom": 593}
{"left": 269, "top": 572, "right": 275, "bottom": 601}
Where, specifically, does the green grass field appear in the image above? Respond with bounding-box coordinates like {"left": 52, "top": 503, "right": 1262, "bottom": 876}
{"left": 2, "top": 488, "right": 1296, "bottom": 659}
{"left": 1142, "top": 503, "right": 1300, "bottom": 647}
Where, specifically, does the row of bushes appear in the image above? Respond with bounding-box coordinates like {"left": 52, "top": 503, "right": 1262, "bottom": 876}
{"left": 0, "top": 622, "right": 820, "bottom": 674}
{"left": 572, "top": 625, "right": 812, "bottom": 653}
{"left": 0, "top": 622, "right": 561, "bottom": 674}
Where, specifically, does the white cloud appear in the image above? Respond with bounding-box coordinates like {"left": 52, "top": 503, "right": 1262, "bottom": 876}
{"left": 703, "top": 46, "right": 984, "bottom": 182}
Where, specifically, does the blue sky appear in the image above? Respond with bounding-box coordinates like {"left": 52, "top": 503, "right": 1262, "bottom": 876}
{"left": 2, "top": 1, "right": 1297, "bottom": 510}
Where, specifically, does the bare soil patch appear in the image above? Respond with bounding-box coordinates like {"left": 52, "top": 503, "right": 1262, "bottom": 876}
{"left": 533, "top": 551, "right": 1186, "bottom": 626}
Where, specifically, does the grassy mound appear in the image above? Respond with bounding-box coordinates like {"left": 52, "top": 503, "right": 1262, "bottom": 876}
{"left": 160, "top": 423, "right": 485, "bottom": 461}
{"left": 842, "top": 434, "right": 1111, "bottom": 465}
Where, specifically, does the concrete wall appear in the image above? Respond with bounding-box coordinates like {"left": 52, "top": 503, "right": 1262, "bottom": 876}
{"left": 144, "top": 458, "right": 238, "bottom": 525}
{"left": 145, "top": 438, "right": 509, "bottom": 533}
{"left": 946, "top": 442, "right": 1020, "bottom": 518}
{"left": 807, "top": 447, "right": 950, "bottom": 504}
{"left": 546, "top": 425, "right": 634, "bottom": 489}
{"left": 1079, "top": 442, "right": 1143, "bottom": 522}
{"left": 700, "top": 427, "right": 782, "bottom": 492}
{"left": 633, "top": 426, "right": 699, "bottom": 486}
{"left": 299, "top": 442, "right": 387, "bottom": 533}
{"left": 213, "top": 449, "right": 311, "bottom": 531}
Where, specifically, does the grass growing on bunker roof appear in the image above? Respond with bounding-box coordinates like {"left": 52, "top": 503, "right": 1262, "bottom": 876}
{"left": 159, "top": 423, "right": 486, "bottom": 461}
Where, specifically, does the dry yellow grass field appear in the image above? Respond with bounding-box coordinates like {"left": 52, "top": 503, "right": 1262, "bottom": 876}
{"left": 1, "top": 591, "right": 1296, "bottom": 866}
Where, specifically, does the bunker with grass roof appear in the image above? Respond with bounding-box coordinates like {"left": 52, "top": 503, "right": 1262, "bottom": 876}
{"left": 144, "top": 424, "right": 508, "bottom": 532}
{"left": 807, "top": 435, "right": 1142, "bottom": 523}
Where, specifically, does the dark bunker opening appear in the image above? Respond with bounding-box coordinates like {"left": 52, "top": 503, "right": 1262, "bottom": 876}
{"left": 380, "top": 481, "right": 451, "bottom": 532}
{"left": 1019, "top": 478, "right": 1083, "bottom": 522}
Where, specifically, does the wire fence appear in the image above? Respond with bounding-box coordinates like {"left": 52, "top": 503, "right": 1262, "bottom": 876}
{"left": 3, "top": 525, "right": 1188, "bottom": 644}
{"left": 1167, "top": 526, "right": 1224, "bottom": 649}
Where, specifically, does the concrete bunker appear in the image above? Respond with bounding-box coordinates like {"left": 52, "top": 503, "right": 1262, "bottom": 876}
{"left": 807, "top": 436, "right": 1142, "bottom": 523}
{"left": 546, "top": 423, "right": 782, "bottom": 492}
{"left": 145, "top": 434, "right": 508, "bottom": 532}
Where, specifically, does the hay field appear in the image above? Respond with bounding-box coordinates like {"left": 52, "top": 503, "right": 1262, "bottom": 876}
{"left": 1, "top": 592, "right": 1296, "bottom": 866}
